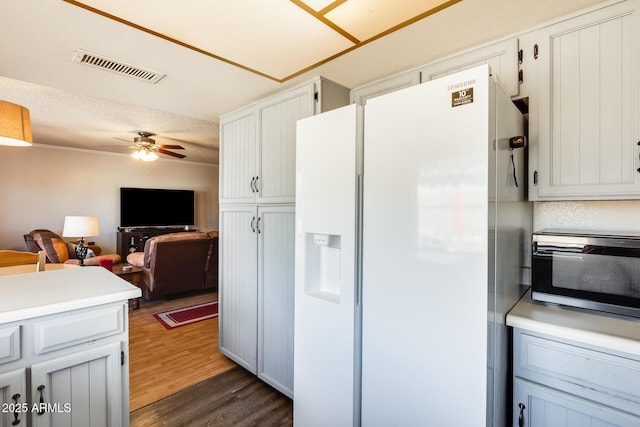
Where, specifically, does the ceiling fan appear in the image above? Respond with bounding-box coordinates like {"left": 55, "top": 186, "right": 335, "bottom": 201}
{"left": 129, "top": 131, "right": 186, "bottom": 160}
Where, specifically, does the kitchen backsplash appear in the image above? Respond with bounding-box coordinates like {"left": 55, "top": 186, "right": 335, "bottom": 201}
{"left": 534, "top": 201, "right": 640, "bottom": 234}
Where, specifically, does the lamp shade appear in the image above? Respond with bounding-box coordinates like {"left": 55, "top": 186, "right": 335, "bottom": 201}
{"left": 0, "top": 100, "right": 33, "bottom": 147}
{"left": 62, "top": 216, "right": 100, "bottom": 238}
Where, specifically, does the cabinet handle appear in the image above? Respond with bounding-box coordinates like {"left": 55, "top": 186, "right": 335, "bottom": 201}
{"left": 637, "top": 141, "right": 640, "bottom": 172}
{"left": 11, "top": 393, "right": 21, "bottom": 425}
{"left": 534, "top": 44, "right": 539, "bottom": 60}
{"left": 36, "top": 385, "right": 45, "bottom": 415}
{"left": 518, "top": 403, "right": 526, "bottom": 427}
{"left": 250, "top": 177, "right": 256, "bottom": 193}
{"left": 254, "top": 176, "right": 260, "bottom": 193}
{"left": 251, "top": 216, "right": 256, "bottom": 233}
{"left": 533, "top": 170, "right": 538, "bottom": 186}
{"left": 256, "top": 217, "right": 262, "bottom": 234}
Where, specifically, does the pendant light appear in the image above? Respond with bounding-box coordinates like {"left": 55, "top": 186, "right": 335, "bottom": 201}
{"left": 0, "top": 100, "right": 33, "bottom": 146}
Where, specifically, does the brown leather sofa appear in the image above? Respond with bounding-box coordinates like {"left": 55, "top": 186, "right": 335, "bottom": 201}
{"left": 126, "top": 231, "right": 218, "bottom": 300}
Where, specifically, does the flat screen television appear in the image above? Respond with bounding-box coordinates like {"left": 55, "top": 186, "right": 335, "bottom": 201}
{"left": 120, "top": 187, "right": 195, "bottom": 228}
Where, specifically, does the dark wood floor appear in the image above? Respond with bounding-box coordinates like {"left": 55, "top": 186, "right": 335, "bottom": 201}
{"left": 128, "top": 291, "right": 293, "bottom": 425}
{"left": 130, "top": 366, "right": 293, "bottom": 426}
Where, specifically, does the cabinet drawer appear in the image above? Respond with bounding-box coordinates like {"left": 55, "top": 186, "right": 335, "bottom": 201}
{"left": 516, "top": 332, "right": 640, "bottom": 406}
{"left": 0, "top": 326, "right": 20, "bottom": 364}
{"left": 34, "top": 304, "right": 125, "bottom": 354}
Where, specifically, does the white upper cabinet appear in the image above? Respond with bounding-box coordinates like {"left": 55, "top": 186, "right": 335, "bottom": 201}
{"left": 419, "top": 38, "right": 521, "bottom": 97}
{"left": 219, "top": 107, "right": 258, "bottom": 204}
{"left": 219, "top": 77, "right": 349, "bottom": 205}
{"left": 350, "top": 71, "right": 421, "bottom": 105}
{"left": 530, "top": 0, "right": 640, "bottom": 199}
{"left": 257, "top": 85, "right": 315, "bottom": 204}
{"left": 350, "top": 37, "right": 521, "bottom": 107}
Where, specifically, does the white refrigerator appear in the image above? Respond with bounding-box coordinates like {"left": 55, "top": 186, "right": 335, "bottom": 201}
{"left": 294, "top": 65, "right": 531, "bottom": 427}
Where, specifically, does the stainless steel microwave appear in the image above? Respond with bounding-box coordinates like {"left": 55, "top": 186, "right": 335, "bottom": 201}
{"left": 531, "top": 230, "right": 640, "bottom": 317}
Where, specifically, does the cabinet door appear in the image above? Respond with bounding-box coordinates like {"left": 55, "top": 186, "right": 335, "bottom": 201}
{"left": 218, "top": 205, "right": 259, "bottom": 373}
{"left": 219, "top": 107, "right": 258, "bottom": 204}
{"left": 257, "top": 84, "right": 315, "bottom": 204}
{"left": 30, "top": 342, "right": 122, "bottom": 427}
{"left": 533, "top": 1, "right": 640, "bottom": 199}
{"left": 0, "top": 368, "right": 26, "bottom": 427}
{"left": 419, "top": 38, "right": 520, "bottom": 97}
{"left": 350, "top": 71, "right": 421, "bottom": 105}
{"left": 257, "top": 206, "right": 295, "bottom": 398}
{"left": 514, "top": 378, "right": 640, "bottom": 427}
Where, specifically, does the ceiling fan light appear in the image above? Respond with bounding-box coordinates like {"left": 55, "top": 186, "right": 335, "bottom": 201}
{"left": 143, "top": 151, "right": 158, "bottom": 162}
{"left": 132, "top": 147, "right": 158, "bottom": 161}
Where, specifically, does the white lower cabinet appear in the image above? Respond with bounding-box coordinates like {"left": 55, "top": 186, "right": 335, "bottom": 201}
{"left": 0, "top": 368, "right": 26, "bottom": 427}
{"left": 512, "top": 328, "right": 640, "bottom": 427}
{"left": 219, "top": 205, "right": 259, "bottom": 373}
{"left": 31, "top": 342, "right": 122, "bottom": 427}
{"left": 0, "top": 302, "right": 130, "bottom": 427}
{"left": 219, "top": 205, "right": 295, "bottom": 397}
{"left": 515, "top": 378, "right": 640, "bottom": 427}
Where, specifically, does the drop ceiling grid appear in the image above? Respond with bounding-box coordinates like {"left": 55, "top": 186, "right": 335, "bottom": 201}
{"left": 325, "top": 0, "right": 455, "bottom": 41}
{"left": 64, "top": 0, "right": 460, "bottom": 82}
{"left": 66, "top": 0, "right": 355, "bottom": 80}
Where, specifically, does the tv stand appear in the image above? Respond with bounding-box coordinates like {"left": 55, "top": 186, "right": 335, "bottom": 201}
{"left": 116, "top": 227, "right": 195, "bottom": 257}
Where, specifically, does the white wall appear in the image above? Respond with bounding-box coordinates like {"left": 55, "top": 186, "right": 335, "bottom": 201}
{"left": 0, "top": 144, "right": 218, "bottom": 253}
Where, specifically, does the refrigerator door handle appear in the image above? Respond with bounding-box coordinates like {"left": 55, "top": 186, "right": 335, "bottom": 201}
{"left": 355, "top": 174, "right": 364, "bottom": 306}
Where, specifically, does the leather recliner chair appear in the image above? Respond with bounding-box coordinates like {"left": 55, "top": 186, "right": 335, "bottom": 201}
{"left": 24, "top": 229, "right": 121, "bottom": 266}
{"left": 126, "top": 231, "right": 218, "bottom": 300}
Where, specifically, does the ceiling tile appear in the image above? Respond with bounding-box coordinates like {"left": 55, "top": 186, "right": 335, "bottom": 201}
{"left": 72, "top": 0, "right": 355, "bottom": 80}
{"left": 326, "top": 0, "right": 453, "bottom": 41}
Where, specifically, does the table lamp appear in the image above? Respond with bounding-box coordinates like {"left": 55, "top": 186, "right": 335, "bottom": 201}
{"left": 62, "top": 216, "right": 100, "bottom": 266}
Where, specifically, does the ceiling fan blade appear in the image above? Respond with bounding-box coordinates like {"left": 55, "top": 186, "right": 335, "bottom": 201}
{"left": 158, "top": 144, "right": 184, "bottom": 150}
{"left": 158, "top": 148, "right": 186, "bottom": 159}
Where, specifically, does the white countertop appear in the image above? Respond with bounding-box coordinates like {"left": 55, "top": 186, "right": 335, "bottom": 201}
{"left": 0, "top": 267, "right": 142, "bottom": 324}
{"left": 507, "top": 291, "right": 640, "bottom": 357}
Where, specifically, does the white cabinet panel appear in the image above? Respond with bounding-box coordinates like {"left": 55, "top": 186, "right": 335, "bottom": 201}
{"left": 219, "top": 78, "right": 348, "bottom": 205}
{"left": 0, "top": 326, "right": 20, "bottom": 365}
{"left": 258, "top": 86, "right": 315, "bottom": 204}
{"left": 219, "top": 107, "right": 258, "bottom": 204}
{"left": 532, "top": 0, "right": 640, "bottom": 199}
{"left": 31, "top": 342, "right": 121, "bottom": 427}
{"left": 0, "top": 368, "right": 26, "bottom": 427}
{"left": 257, "top": 206, "right": 295, "bottom": 397}
{"left": 515, "top": 378, "right": 640, "bottom": 427}
{"left": 218, "top": 205, "right": 259, "bottom": 372}
{"left": 350, "top": 71, "right": 421, "bottom": 105}
{"left": 219, "top": 205, "right": 295, "bottom": 397}
{"left": 419, "top": 38, "right": 520, "bottom": 97}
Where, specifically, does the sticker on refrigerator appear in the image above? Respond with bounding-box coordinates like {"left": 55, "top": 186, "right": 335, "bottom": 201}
{"left": 452, "top": 87, "right": 473, "bottom": 107}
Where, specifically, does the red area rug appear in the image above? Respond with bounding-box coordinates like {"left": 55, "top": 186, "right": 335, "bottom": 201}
{"left": 153, "top": 301, "right": 218, "bottom": 330}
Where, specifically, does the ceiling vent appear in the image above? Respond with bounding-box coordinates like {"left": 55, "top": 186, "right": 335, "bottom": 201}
{"left": 72, "top": 49, "right": 165, "bottom": 84}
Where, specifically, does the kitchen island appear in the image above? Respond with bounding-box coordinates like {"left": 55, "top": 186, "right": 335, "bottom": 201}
{"left": 0, "top": 267, "right": 141, "bottom": 427}
{"left": 507, "top": 292, "right": 640, "bottom": 426}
